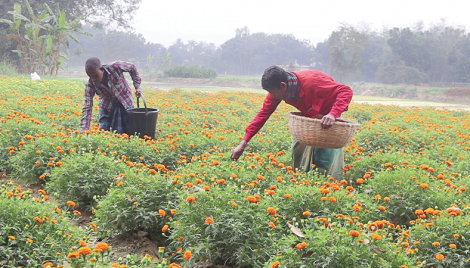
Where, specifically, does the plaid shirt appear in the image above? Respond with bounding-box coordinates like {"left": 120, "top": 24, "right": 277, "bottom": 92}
{"left": 80, "top": 61, "right": 142, "bottom": 130}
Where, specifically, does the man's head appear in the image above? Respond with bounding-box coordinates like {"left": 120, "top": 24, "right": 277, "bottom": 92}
{"left": 261, "top": 65, "right": 288, "bottom": 100}
{"left": 85, "top": 57, "right": 104, "bottom": 84}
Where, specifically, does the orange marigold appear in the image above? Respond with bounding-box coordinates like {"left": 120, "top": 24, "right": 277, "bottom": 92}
{"left": 78, "top": 246, "right": 92, "bottom": 255}
{"left": 186, "top": 196, "right": 196, "bottom": 202}
{"left": 95, "top": 242, "right": 109, "bottom": 251}
{"left": 159, "top": 209, "right": 167, "bottom": 217}
{"left": 271, "top": 261, "right": 281, "bottom": 268}
{"left": 205, "top": 217, "right": 214, "bottom": 224}
{"left": 435, "top": 253, "right": 445, "bottom": 260}
{"left": 266, "top": 207, "right": 277, "bottom": 215}
{"left": 183, "top": 250, "right": 192, "bottom": 260}
{"left": 296, "top": 242, "right": 307, "bottom": 250}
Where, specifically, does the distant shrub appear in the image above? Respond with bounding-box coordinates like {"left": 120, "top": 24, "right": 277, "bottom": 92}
{"left": 376, "top": 65, "right": 429, "bottom": 85}
{"left": 0, "top": 61, "right": 18, "bottom": 76}
{"left": 164, "top": 65, "right": 217, "bottom": 79}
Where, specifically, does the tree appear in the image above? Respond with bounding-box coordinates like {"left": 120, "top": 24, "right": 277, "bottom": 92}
{"left": 0, "top": 0, "right": 141, "bottom": 63}
{"left": 328, "top": 24, "right": 369, "bottom": 82}
{"left": 0, "top": 0, "right": 90, "bottom": 75}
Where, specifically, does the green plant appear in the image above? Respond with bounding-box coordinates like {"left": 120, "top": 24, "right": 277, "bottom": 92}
{"left": 93, "top": 172, "right": 179, "bottom": 237}
{"left": 46, "top": 152, "right": 134, "bottom": 207}
{"left": 0, "top": 61, "right": 18, "bottom": 76}
{"left": 0, "top": 181, "right": 87, "bottom": 268}
{"left": 164, "top": 65, "right": 217, "bottom": 79}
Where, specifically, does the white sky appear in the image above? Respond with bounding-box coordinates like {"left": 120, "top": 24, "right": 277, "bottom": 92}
{"left": 133, "top": 0, "right": 469, "bottom": 48}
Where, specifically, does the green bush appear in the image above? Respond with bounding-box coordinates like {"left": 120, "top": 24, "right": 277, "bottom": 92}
{"left": 169, "top": 183, "right": 279, "bottom": 267}
{"left": 93, "top": 172, "right": 179, "bottom": 236}
{"left": 46, "top": 152, "right": 134, "bottom": 207}
{"left": 265, "top": 218, "right": 416, "bottom": 268}
{"left": 0, "top": 61, "right": 18, "bottom": 76}
{"left": 0, "top": 181, "right": 87, "bottom": 268}
{"left": 164, "top": 65, "right": 217, "bottom": 79}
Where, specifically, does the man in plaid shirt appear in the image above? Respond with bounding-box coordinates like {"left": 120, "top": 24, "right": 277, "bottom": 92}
{"left": 80, "top": 57, "right": 143, "bottom": 134}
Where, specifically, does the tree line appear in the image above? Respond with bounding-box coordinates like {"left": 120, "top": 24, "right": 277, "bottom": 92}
{"left": 1, "top": 0, "right": 470, "bottom": 83}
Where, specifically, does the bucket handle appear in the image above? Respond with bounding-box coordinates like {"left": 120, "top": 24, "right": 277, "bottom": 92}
{"left": 136, "top": 93, "right": 149, "bottom": 114}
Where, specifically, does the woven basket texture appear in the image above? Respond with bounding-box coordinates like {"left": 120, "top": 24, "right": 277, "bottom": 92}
{"left": 288, "top": 112, "right": 360, "bottom": 148}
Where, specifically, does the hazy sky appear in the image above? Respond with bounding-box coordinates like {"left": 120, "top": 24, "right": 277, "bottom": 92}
{"left": 133, "top": 0, "right": 468, "bottom": 47}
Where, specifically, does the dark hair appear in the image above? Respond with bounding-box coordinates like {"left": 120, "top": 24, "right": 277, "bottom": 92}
{"left": 261, "top": 65, "right": 288, "bottom": 90}
{"left": 85, "top": 57, "right": 101, "bottom": 70}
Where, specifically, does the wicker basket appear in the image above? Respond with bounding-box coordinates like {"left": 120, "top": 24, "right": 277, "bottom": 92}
{"left": 288, "top": 112, "right": 360, "bottom": 148}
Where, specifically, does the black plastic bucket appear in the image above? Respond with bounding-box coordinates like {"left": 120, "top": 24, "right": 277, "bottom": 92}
{"left": 127, "top": 95, "right": 159, "bottom": 139}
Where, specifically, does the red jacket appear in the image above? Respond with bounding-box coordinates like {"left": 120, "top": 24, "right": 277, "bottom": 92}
{"left": 243, "top": 70, "right": 353, "bottom": 142}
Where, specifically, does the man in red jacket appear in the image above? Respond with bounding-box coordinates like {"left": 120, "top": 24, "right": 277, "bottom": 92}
{"left": 231, "top": 65, "right": 353, "bottom": 178}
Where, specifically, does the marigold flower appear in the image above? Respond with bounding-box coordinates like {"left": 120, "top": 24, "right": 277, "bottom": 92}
{"left": 169, "top": 263, "right": 182, "bottom": 268}
{"left": 27, "top": 238, "right": 33, "bottom": 243}
{"left": 296, "top": 242, "right": 307, "bottom": 250}
{"left": 171, "top": 209, "right": 177, "bottom": 214}
{"left": 162, "top": 225, "right": 169, "bottom": 232}
{"left": 159, "top": 209, "right": 167, "bottom": 217}
{"left": 432, "top": 241, "right": 440, "bottom": 246}
{"left": 271, "top": 261, "right": 281, "bottom": 268}
{"left": 302, "top": 211, "right": 311, "bottom": 216}
{"left": 378, "top": 206, "right": 386, "bottom": 211}
{"left": 78, "top": 246, "right": 92, "bottom": 255}
{"left": 34, "top": 216, "right": 43, "bottom": 224}
{"left": 66, "top": 201, "right": 76, "bottom": 208}
{"left": 95, "top": 242, "right": 109, "bottom": 251}
{"left": 79, "top": 240, "right": 87, "bottom": 246}
{"left": 67, "top": 252, "right": 80, "bottom": 258}
{"left": 205, "top": 217, "right": 214, "bottom": 224}
{"left": 8, "top": 236, "right": 16, "bottom": 240}
{"left": 371, "top": 233, "right": 382, "bottom": 240}
{"left": 43, "top": 262, "right": 53, "bottom": 268}
{"left": 186, "top": 196, "right": 196, "bottom": 202}
{"left": 183, "top": 250, "right": 192, "bottom": 260}
{"left": 269, "top": 222, "right": 276, "bottom": 229}
{"left": 349, "top": 230, "right": 360, "bottom": 237}
{"left": 435, "top": 253, "right": 445, "bottom": 260}
{"left": 266, "top": 207, "right": 277, "bottom": 215}
{"left": 449, "top": 244, "right": 457, "bottom": 249}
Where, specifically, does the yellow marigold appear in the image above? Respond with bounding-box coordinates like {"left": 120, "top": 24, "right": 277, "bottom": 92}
{"left": 205, "top": 217, "right": 214, "bottom": 224}
{"left": 78, "top": 246, "right": 92, "bottom": 255}
{"left": 271, "top": 261, "right": 281, "bottom": 268}
{"left": 183, "top": 250, "right": 192, "bottom": 260}
{"left": 435, "top": 253, "right": 445, "bottom": 260}
{"left": 95, "top": 242, "right": 109, "bottom": 251}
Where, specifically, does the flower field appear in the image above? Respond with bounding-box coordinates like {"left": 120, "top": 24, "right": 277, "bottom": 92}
{"left": 1, "top": 76, "right": 470, "bottom": 268}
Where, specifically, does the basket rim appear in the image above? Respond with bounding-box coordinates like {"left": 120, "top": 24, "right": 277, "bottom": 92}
{"left": 289, "top": 112, "right": 360, "bottom": 126}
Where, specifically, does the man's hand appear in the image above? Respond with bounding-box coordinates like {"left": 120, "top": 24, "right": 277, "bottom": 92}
{"left": 136, "top": 87, "right": 143, "bottom": 97}
{"left": 320, "top": 113, "right": 336, "bottom": 129}
{"left": 231, "top": 140, "right": 248, "bottom": 160}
